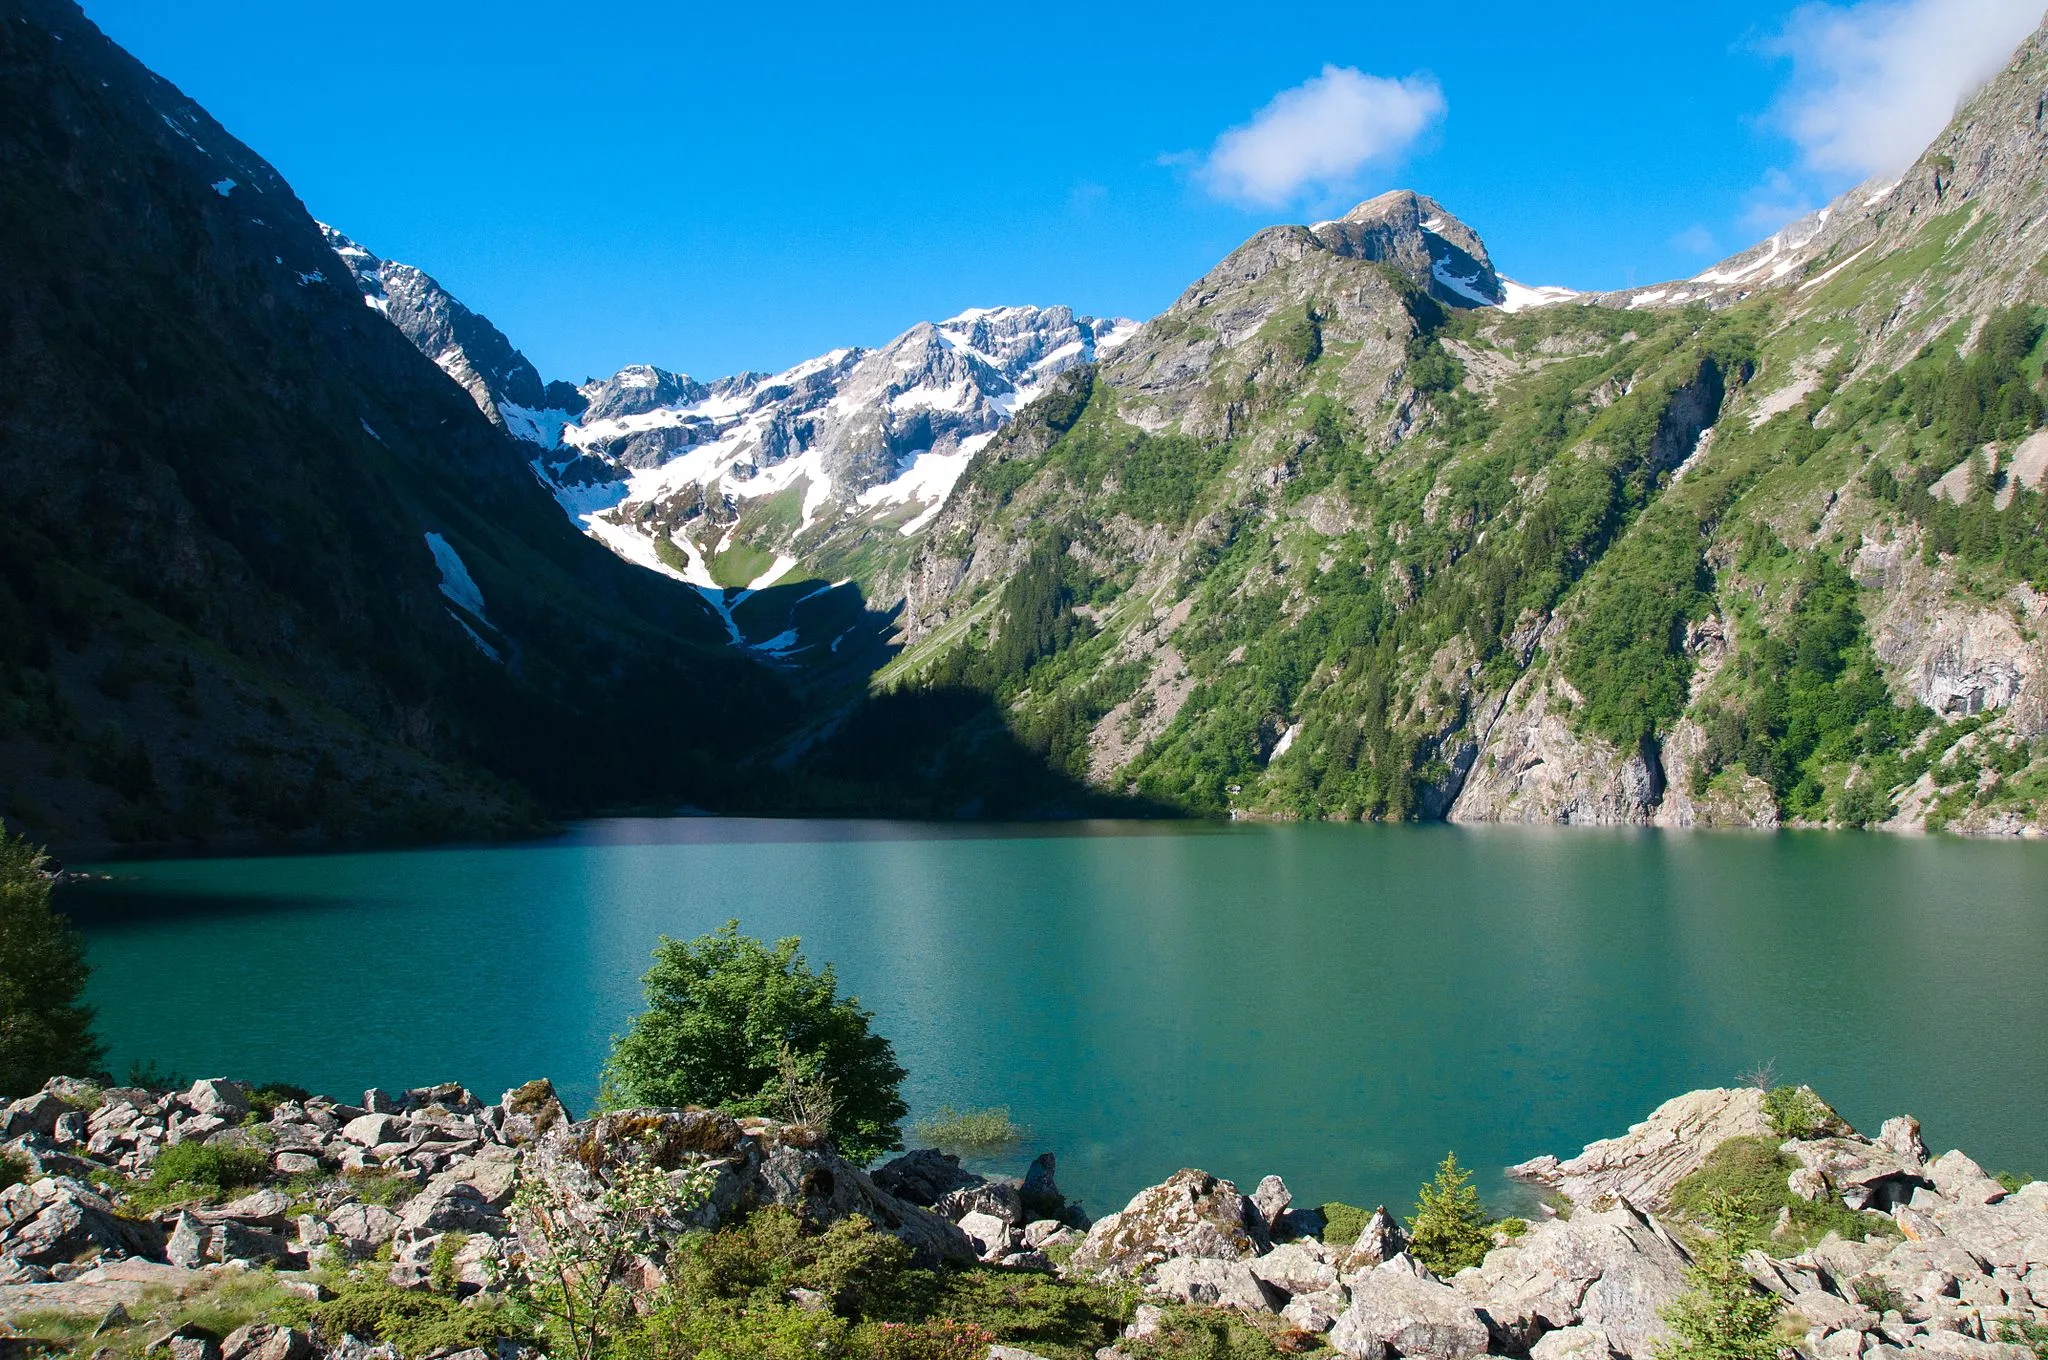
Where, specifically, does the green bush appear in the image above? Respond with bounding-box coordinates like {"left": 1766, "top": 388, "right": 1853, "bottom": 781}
{"left": 1406, "top": 1152, "right": 1497, "bottom": 1275}
{"left": 1850, "top": 1275, "right": 1905, "bottom": 1316}
{"left": 0, "top": 1149, "right": 26, "bottom": 1193}
{"left": 1760, "top": 1086, "right": 1833, "bottom": 1139}
{"left": 0, "top": 821, "right": 104, "bottom": 1095}
{"left": 142, "top": 1139, "right": 271, "bottom": 1204}
{"left": 1996, "top": 1171, "right": 2035, "bottom": 1194}
{"left": 1319, "top": 1201, "right": 1369, "bottom": 1248}
{"left": 1997, "top": 1319, "right": 2048, "bottom": 1360}
{"left": 1654, "top": 1226, "right": 1783, "bottom": 1360}
{"left": 602, "top": 922, "right": 908, "bottom": 1163}
{"left": 909, "top": 1106, "right": 1027, "bottom": 1161}
{"left": 670, "top": 1209, "right": 916, "bottom": 1320}
{"left": 311, "top": 1274, "right": 518, "bottom": 1357}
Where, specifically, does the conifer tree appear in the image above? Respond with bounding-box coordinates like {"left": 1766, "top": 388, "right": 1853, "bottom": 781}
{"left": 0, "top": 822, "right": 104, "bottom": 1095}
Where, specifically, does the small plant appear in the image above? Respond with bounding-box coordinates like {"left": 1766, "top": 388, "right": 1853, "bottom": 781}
{"left": 0, "top": 1149, "right": 27, "bottom": 1193}
{"left": 1738, "top": 1059, "right": 1778, "bottom": 1091}
{"left": 909, "top": 1106, "right": 1028, "bottom": 1161}
{"left": 1761, "top": 1085, "right": 1832, "bottom": 1139}
{"left": 1655, "top": 1224, "right": 1783, "bottom": 1360}
{"left": 1996, "top": 1170, "right": 2035, "bottom": 1194}
{"left": 1318, "top": 1201, "right": 1369, "bottom": 1247}
{"left": 858, "top": 1318, "right": 996, "bottom": 1359}
{"left": 778, "top": 1040, "right": 841, "bottom": 1132}
{"left": 513, "top": 1156, "right": 717, "bottom": 1360}
{"left": 428, "top": 1230, "right": 471, "bottom": 1293}
{"left": 1406, "top": 1152, "right": 1497, "bottom": 1276}
{"left": 1997, "top": 1319, "right": 2048, "bottom": 1360}
{"left": 1850, "top": 1275, "right": 1905, "bottom": 1316}
{"left": 137, "top": 1140, "right": 270, "bottom": 1207}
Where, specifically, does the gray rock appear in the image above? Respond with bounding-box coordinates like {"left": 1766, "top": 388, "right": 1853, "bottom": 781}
{"left": 1530, "top": 1325, "right": 1623, "bottom": 1360}
{"left": 1792, "top": 1289, "right": 1880, "bottom": 1333}
{"left": 1452, "top": 1198, "right": 1691, "bottom": 1356}
{"left": 940, "top": 1178, "right": 1026, "bottom": 1228}
{"left": 1331, "top": 1266, "right": 1492, "bottom": 1360}
{"left": 1793, "top": 1168, "right": 1832, "bottom": 1202}
{"left": 398, "top": 1179, "right": 506, "bottom": 1236}
{"left": 1250, "top": 1240, "right": 1340, "bottom": 1297}
{"left": 1123, "top": 1304, "right": 1166, "bottom": 1340}
{"left": 327, "top": 1203, "right": 402, "bottom": 1255}
{"left": 0, "top": 1177, "right": 156, "bottom": 1265}
{"left": 1340, "top": 1206, "right": 1408, "bottom": 1271}
{"left": 1145, "top": 1256, "right": 1278, "bottom": 1312}
{"left": 273, "top": 1152, "right": 320, "bottom": 1176}
{"left": 497, "top": 1080, "right": 571, "bottom": 1144}
{"left": 872, "top": 1147, "right": 983, "bottom": 1207}
{"left": 343, "top": 1113, "right": 403, "bottom": 1148}
{"left": 183, "top": 1080, "right": 250, "bottom": 1120}
{"left": 1508, "top": 1088, "right": 1777, "bottom": 1212}
{"left": 1787, "top": 1138, "right": 1931, "bottom": 1213}
{"left": 989, "top": 1348, "right": 1056, "bottom": 1360}
{"left": 1023, "top": 1220, "right": 1068, "bottom": 1248}
{"left": 1880, "top": 1118, "right": 1931, "bottom": 1167}
{"left": 1252, "top": 1175, "right": 1293, "bottom": 1235}
{"left": 1928, "top": 1153, "right": 2007, "bottom": 1208}
{"left": 220, "top": 1323, "right": 313, "bottom": 1360}
{"left": 1064, "top": 1169, "right": 1267, "bottom": 1280}
{"left": 1282, "top": 1287, "right": 1347, "bottom": 1334}
{"left": 957, "top": 1211, "right": 1013, "bottom": 1259}
{"left": 1021, "top": 1152, "right": 1064, "bottom": 1218}
{"left": 363, "top": 1089, "right": 401, "bottom": 1115}
{"left": 3, "top": 1093, "right": 70, "bottom": 1139}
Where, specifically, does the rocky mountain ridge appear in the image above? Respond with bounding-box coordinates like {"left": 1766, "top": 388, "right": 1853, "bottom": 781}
{"left": 2, "top": 1077, "right": 2041, "bottom": 1360}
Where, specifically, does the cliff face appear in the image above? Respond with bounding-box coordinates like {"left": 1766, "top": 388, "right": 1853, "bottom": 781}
{"left": 860, "top": 20, "right": 2048, "bottom": 835}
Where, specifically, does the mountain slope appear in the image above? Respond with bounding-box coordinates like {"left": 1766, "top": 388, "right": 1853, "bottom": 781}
{"left": 0, "top": 0, "right": 788, "bottom": 854}
{"left": 864, "top": 37, "right": 2048, "bottom": 836}
{"left": 321, "top": 231, "right": 1134, "bottom": 600}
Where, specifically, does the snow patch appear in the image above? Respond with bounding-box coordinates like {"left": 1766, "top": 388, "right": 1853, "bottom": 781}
{"left": 1497, "top": 278, "right": 1577, "bottom": 313}
{"left": 1431, "top": 258, "right": 1497, "bottom": 306}
{"left": 359, "top": 419, "right": 382, "bottom": 442}
{"left": 423, "top": 532, "right": 490, "bottom": 623}
{"left": 746, "top": 553, "right": 799, "bottom": 591}
{"left": 210, "top": 178, "right": 235, "bottom": 197}
{"left": 446, "top": 610, "right": 501, "bottom": 663}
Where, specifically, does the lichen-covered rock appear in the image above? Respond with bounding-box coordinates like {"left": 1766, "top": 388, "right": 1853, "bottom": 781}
{"left": 1339, "top": 1206, "right": 1408, "bottom": 1272}
{"left": 1064, "top": 1169, "right": 1267, "bottom": 1280}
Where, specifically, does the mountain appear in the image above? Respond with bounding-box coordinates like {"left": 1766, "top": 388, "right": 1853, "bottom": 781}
{"left": 323, "top": 232, "right": 1136, "bottom": 600}
{"left": 858, "top": 25, "right": 2048, "bottom": 836}
{"left": 0, "top": 0, "right": 789, "bottom": 854}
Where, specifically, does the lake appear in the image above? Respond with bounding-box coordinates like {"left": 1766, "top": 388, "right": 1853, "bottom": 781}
{"left": 65, "top": 818, "right": 2048, "bottom": 1221}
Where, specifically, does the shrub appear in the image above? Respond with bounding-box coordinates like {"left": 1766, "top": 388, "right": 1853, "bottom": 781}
{"left": 1850, "top": 1275, "right": 1905, "bottom": 1316}
{"left": 1997, "top": 1319, "right": 2048, "bottom": 1360}
{"left": 910, "top": 1107, "right": 1027, "bottom": 1161}
{"left": 0, "top": 821, "right": 104, "bottom": 1095}
{"left": 856, "top": 1319, "right": 996, "bottom": 1359}
{"left": 1654, "top": 1227, "right": 1783, "bottom": 1360}
{"left": 1996, "top": 1171, "right": 2035, "bottom": 1194}
{"left": 311, "top": 1274, "right": 517, "bottom": 1357}
{"left": 1761, "top": 1086, "right": 1833, "bottom": 1139}
{"left": 145, "top": 1140, "right": 270, "bottom": 1201}
{"left": 602, "top": 922, "right": 908, "bottom": 1162}
{"left": 1319, "top": 1201, "right": 1369, "bottom": 1248}
{"left": 1407, "top": 1153, "right": 1497, "bottom": 1275}
{"left": 670, "top": 1208, "right": 916, "bottom": 1320}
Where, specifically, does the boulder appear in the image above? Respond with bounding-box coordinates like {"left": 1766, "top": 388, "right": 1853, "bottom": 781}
{"left": 1283, "top": 1288, "right": 1347, "bottom": 1334}
{"left": 1511, "top": 1089, "right": 1782, "bottom": 1213}
{"left": 957, "top": 1211, "right": 1013, "bottom": 1259}
{"left": 939, "top": 1178, "right": 1026, "bottom": 1227}
{"left": 1251, "top": 1240, "right": 1340, "bottom": 1297}
{"left": 398, "top": 1179, "right": 507, "bottom": 1236}
{"left": 327, "top": 1203, "right": 402, "bottom": 1255}
{"left": 2, "top": 1093, "right": 70, "bottom": 1139}
{"left": 1880, "top": 1118, "right": 1931, "bottom": 1166}
{"left": 1787, "top": 1138, "right": 1931, "bottom": 1213}
{"left": 1339, "top": 1206, "right": 1408, "bottom": 1272}
{"left": 1064, "top": 1169, "right": 1267, "bottom": 1280}
{"left": 183, "top": 1080, "right": 251, "bottom": 1120}
{"left": 1252, "top": 1175, "right": 1293, "bottom": 1235}
{"left": 0, "top": 1177, "right": 157, "bottom": 1265}
{"left": 343, "top": 1113, "right": 403, "bottom": 1148}
{"left": 1530, "top": 1325, "right": 1623, "bottom": 1360}
{"left": 1146, "top": 1257, "right": 1278, "bottom": 1312}
{"left": 1024, "top": 1220, "right": 1068, "bottom": 1248}
{"left": 497, "top": 1080, "right": 571, "bottom": 1144}
{"left": 1790, "top": 1289, "right": 1879, "bottom": 1333}
{"left": 220, "top": 1323, "right": 313, "bottom": 1360}
{"left": 1021, "top": 1153, "right": 1064, "bottom": 1219}
{"left": 1928, "top": 1153, "right": 2007, "bottom": 1209}
{"left": 1452, "top": 1199, "right": 1691, "bottom": 1356}
{"left": 872, "top": 1148, "right": 984, "bottom": 1207}
{"left": 1331, "top": 1265, "right": 1493, "bottom": 1360}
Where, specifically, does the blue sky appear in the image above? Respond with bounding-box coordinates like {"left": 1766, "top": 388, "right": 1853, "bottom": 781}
{"left": 80, "top": 0, "right": 2044, "bottom": 383}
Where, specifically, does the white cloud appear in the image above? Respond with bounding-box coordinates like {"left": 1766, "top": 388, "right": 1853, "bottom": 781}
{"left": 1197, "top": 66, "right": 1446, "bottom": 208}
{"left": 1767, "top": 0, "right": 2044, "bottom": 178}
{"left": 1669, "top": 225, "right": 1721, "bottom": 256}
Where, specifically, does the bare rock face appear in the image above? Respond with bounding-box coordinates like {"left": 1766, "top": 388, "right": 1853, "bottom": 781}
{"left": 1507, "top": 1087, "right": 1775, "bottom": 1211}
{"left": 1330, "top": 1264, "right": 1493, "bottom": 1360}
{"left": 1064, "top": 1169, "right": 1268, "bottom": 1280}
{"left": 1448, "top": 675, "right": 1664, "bottom": 826}
{"left": 1339, "top": 1207, "right": 1409, "bottom": 1273}
{"left": 1452, "top": 1201, "right": 1693, "bottom": 1356}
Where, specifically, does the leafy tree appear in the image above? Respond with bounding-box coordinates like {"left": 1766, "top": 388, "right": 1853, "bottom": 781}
{"left": 1406, "top": 1152, "right": 1496, "bottom": 1275}
{"left": 1655, "top": 1220, "right": 1783, "bottom": 1360}
{"left": 601, "top": 922, "right": 907, "bottom": 1162}
{"left": 0, "top": 821, "right": 103, "bottom": 1095}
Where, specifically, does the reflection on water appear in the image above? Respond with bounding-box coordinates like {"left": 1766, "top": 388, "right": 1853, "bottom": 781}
{"left": 70, "top": 819, "right": 2048, "bottom": 1214}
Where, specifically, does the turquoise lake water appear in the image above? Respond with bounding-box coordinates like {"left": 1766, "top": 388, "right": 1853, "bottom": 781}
{"left": 65, "top": 819, "right": 2048, "bottom": 1219}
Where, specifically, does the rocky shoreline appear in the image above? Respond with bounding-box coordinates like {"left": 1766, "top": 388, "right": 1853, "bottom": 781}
{"left": 1, "top": 1080, "right": 2043, "bottom": 1360}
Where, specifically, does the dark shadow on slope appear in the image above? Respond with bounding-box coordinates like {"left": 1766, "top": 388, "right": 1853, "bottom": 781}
{"left": 703, "top": 575, "right": 1175, "bottom": 821}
